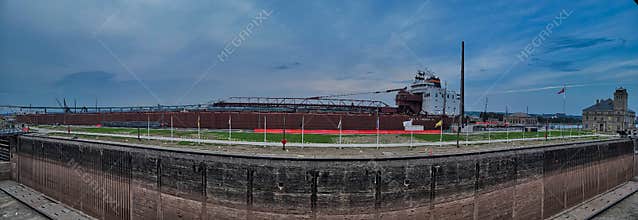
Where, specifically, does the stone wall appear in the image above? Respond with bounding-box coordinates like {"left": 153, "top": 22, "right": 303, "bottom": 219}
{"left": 10, "top": 136, "right": 636, "bottom": 220}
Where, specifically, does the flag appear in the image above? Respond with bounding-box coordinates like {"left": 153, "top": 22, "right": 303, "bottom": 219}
{"left": 557, "top": 87, "right": 565, "bottom": 94}
{"left": 435, "top": 120, "right": 443, "bottom": 128}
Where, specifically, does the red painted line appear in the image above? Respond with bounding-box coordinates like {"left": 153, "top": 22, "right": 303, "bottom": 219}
{"left": 254, "top": 129, "right": 441, "bottom": 135}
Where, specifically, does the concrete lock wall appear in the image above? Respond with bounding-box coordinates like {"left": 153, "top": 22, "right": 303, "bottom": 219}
{"left": 9, "top": 136, "right": 636, "bottom": 220}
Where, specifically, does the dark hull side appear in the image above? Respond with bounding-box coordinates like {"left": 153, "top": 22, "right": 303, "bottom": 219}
{"left": 16, "top": 111, "right": 456, "bottom": 130}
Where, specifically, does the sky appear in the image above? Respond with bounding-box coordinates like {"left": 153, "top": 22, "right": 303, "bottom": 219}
{"left": 1, "top": 0, "right": 637, "bottom": 115}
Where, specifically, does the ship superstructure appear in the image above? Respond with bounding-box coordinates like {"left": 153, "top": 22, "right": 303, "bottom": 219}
{"left": 396, "top": 70, "right": 460, "bottom": 116}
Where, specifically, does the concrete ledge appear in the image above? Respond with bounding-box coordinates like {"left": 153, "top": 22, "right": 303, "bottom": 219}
{"left": 41, "top": 128, "right": 609, "bottom": 148}
{"left": 0, "top": 181, "right": 94, "bottom": 220}
{"left": 550, "top": 180, "right": 638, "bottom": 220}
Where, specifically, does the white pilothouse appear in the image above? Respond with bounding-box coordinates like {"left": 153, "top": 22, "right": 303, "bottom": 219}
{"left": 406, "top": 70, "right": 460, "bottom": 116}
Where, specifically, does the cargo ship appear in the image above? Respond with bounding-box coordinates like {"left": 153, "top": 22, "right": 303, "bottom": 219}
{"left": 13, "top": 71, "right": 461, "bottom": 131}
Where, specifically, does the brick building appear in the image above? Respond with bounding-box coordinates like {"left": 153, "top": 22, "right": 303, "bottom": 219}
{"left": 504, "top": 112, "right": 538, "bottom": 125}
{"left": 582, "top": 88, "right": 635, "bottom": 132}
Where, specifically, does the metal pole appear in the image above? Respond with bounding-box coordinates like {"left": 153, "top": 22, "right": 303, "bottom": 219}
{"left": 228, "top": 114, "right": 232, "bottom": 141}
{"left": 376, "top": 114, "right": 380, "bottom": 148}
{"left": 339, "top": 116, "right": 342, "bottom": 145}
{"left": 439, "top": 121, "right": 443, "bottom": 147}
{"left": 147, "top": 114, "right": 150, "bottom": 140}
{"left": 505, "top": 105, "right": 509, "bottom": 143}
{"left": 465, "top": 129, "right": 474, "bottom": 146}
{"left": 301, "top": 116, "right": 305, "bottom": 148}
{"left": 537, "top": 125, "right": 540, "bottom": 138}
{"left": 488, "top": 125, "right": 491, "bottom": 143}
{"left": 410, "top": 130, "right": 413, "bottom": 149}
{"left": 264, "top": 116, "right": 267, "bottom": 145}
{"left": 170, "top": 114, "right": 173, "bottom": 142}
{"left": 506, "top": 126, "right": 509, "bottom": 143}
{"left": 456, "top": 41, "right": 464, "bottom": 148}
{"left": 282, "top": 114, "right": 286, "bottom": 151}
{"left": 545, "top": 121, "right": 549, "bottom": 141}
{"left": 563, "top": 84, "right": 566, "bottom": 116}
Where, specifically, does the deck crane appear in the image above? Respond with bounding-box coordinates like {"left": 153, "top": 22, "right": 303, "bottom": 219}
{"left": 306, "top": 87, "right": 407, "bottom": 100}
{"left": 55, "top": 98, "right": 71, "bottom": 113}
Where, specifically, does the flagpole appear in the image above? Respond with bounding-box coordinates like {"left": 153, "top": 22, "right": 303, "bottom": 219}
{"left": 488, "top": 124, "right": 491, "bottom": 143}
{"left": 503, "top": 105, "right": 510, "bottom": 142}
{"left": 570, "top": 124, "right": 572, "bottom": 137}
{"left": 228, "top": 115, "right": 232, "bottom": 141}
{"left": 301, "top": 115, "right": 305, "bottom": 148}
{"left": 410, "top": 130, "right": 413, "bottom": 149}
{"left": 197, "top": 113, "right": 201, "bottom": 143}
{"left": 170, "top": 114, "right": 173, "bottom": 142}
{"left": 263, "top": 116, "right": 267, "bottom": 145}
{"left": 376, "top": 114, "right": 380, "bottom": 148}
{"left": 282, "top": 114, "right": 286, "bottom": 151}
{"left": 465, "top": 126, "right": 468, "bottom": 146}
{"left": 147, "top": 114, "right": 150, "bottom": 140}
{"left": 563, "top": 84, "right": 566, "bottom": 116}
{"left": 439, "top": 121, "right": 443, "bottom": 147}
{"left": 548, "top": 122, "right": 551, "bottom": 139}
{"left": 338, "top": 116, "right": 342, "bottom": 145}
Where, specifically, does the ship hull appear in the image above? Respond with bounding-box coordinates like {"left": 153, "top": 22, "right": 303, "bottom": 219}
{"left": 16, "top": 111, "right": 455, "bottom": 130}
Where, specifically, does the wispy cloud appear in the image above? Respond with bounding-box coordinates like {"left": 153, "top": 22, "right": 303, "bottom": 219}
{"left": 543, "top": 36, "right": 621, "bottom": 54}
{"left": 529, "top": 58, "right": 580, "bottom": 72}
{"left": 273, "top": 61, "right": 301, "bottom": 70}
{"left": 491, "top": 83, "right": 620, "bottom": 95}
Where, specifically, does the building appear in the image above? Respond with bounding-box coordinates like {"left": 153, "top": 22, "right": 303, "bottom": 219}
{"left": 582, "top": 88, "right": 635, "bottom": 132}
{"left": 504, "top": 112, "right": 538, "bottom": 125}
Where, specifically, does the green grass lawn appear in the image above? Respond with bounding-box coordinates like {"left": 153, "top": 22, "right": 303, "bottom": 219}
{"left": 405, "top": 130, "right": 592, "bottom": 142}
{"left": 37, "top": 125, "right": 593, "bottom": 144}
{"left": 38, "top": 126, "right": 338, "bottom": 143}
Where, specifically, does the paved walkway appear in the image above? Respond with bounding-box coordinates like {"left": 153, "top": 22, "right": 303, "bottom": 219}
{"left": 0, "top": 188, "right": 46, "bottom": 220}
{"left": 593, "top": 191, "right": 638, "bottom": 220}
{"left": 551, "top": 180, "right": 638, "bottom": 220}
{"left": 39, "top": 128, "right": 609, "bottom": 148}
{"left": 0, "top": 181, "right": 94, "bottom": 220}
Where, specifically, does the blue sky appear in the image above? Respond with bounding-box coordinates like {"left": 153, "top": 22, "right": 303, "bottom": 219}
{"left": 1, "top": 0, "right": 637, "bottom": 115}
